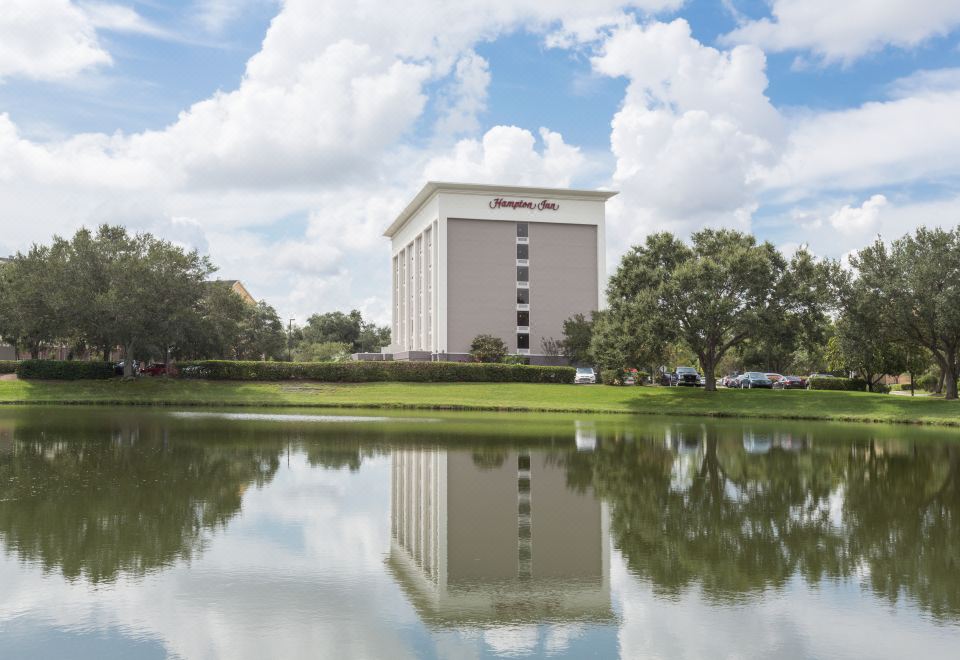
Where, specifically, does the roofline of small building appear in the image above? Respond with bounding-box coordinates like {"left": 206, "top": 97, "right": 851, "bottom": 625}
{"left": 382, "top": 181, "right": 619, "bottom": 238}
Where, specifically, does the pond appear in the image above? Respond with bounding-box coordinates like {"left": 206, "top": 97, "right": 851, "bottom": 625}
{"left": 0, "top": 406, "right": 959, "bottom": 659}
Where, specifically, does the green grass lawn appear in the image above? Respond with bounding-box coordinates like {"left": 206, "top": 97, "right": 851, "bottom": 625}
{"left": 0, "top": 378, "right": 958, "bottom": 427}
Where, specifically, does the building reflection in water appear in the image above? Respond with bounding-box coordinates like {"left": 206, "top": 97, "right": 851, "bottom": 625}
{"left": 388, "top": 448, "right": 612, "bottom": 626}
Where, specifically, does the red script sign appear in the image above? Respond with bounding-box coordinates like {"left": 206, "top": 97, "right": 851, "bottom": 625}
{"left": 489, "top": 198, "right": 560, "bottom": 211}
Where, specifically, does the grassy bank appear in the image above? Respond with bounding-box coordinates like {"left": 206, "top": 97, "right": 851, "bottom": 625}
{"left": 0, "top": 379, "right": 959, "bottom": 427}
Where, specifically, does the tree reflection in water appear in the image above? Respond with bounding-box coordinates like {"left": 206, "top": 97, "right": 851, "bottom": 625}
{"left": 562, "top": 422, "right": 960, "bottom": 621}
{"left": 0, "top": 417, "right": 281, "bottom": 583}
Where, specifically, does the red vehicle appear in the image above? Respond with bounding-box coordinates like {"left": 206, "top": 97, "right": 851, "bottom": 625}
{"left": 773, "top": 375, "right": 807, "bottom": 390}
{"left": 141, "top": 363, "right": 168, "bottom": 376}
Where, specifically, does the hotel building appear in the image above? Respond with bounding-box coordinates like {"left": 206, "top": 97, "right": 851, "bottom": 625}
{"left": 380, "top": 182, "right": 616, "bottom": 364}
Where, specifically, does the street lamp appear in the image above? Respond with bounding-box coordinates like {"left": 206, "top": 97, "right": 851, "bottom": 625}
{"left": 288, "top": 318, "right": 295, "bottom": 362}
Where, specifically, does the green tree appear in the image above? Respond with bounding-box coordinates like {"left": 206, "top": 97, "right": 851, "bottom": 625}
{"left": 185, "top": 282, "right": 248, "bottom": 359}
{"left": 302, "top": 310, "right": 363, "bottom": 347}
{"left": 300, "top": 309, "right": 389, "bottom": 354}
{"left": 561, "top": 313, "right": 594, "bottom": 365}
{"left": 93, "top": 228, "right": 213, "bottom": 375}
{"left": 591, "top": 233, "right": 686, "bottom": 374}
{"left": 604, "top": 230, "right": 833, "bottom": 390}
{"left": 853, "top": 228, "right": 960, "bottom": 399}
{"left": 469, "top": 333, "right": 507, "bottom": 362}
{"left": 293, "top": 340, "right": 352, "bottom": 362}
{"left": 0, "top": 244, "right": 68, "bottom": 358}
{"left": 236, "top": 300, "right": 286, "bottom": 360}
{"left": 826, "top": 274, "right": 906, "bottom": 391}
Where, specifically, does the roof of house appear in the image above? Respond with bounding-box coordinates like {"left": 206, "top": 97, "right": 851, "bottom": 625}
{"left": 383, "top": 181, "right": 619, "bottom": 238}
{"left": 207, "top": 279, "right": 256, "bottom": 304}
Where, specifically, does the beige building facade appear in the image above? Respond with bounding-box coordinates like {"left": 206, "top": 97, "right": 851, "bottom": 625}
{"left": 381, "top": 182, "right": 616, "bottom": 363}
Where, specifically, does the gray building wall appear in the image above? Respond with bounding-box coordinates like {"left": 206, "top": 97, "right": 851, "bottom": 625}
{"left": 528, "top": 222, "right": 598, "bottom": 360}
{"left": 446, "top": 218, "right": 598, "bottom": 356}
{"left": 446, "top": 218, "right": 518, "bottom": 354}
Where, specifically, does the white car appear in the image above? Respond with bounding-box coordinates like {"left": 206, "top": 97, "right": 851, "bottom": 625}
{"left": 575, "top": 367, "right": 597, "bottom": 384}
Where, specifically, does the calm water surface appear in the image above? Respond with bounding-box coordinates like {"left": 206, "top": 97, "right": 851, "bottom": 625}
{"left": 0, "top": 406, "right": 959, "bottom": 659}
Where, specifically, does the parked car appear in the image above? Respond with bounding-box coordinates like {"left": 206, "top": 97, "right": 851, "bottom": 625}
{"left": 674, "top": 366, "right": 702, "bottom": 386}
{"left": 575, "top": 367, "right": 597, "bottom": 384}
{"left": 774, "top": 375, "right": 807, "bottom": 390}
{"left": 765, "top": 373, "right": 784, "bottom": 383}
{"left": 721, "top": 373, "right": 740, "bottom": 388}
{"left": 738, "top": 372, "right": 773, "bottom": 389}
{"left": 657, "top": 371, "right": 677, "bottom": 386}
{"left": 113, "top": 361, "right": 139, "bottom": 376}
{"left": 141, "top": 363, "right": 168, "bottom": 376}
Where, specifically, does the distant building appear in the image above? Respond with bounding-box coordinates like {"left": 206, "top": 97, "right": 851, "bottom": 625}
{"left": 207, "top": 279, "right": 256, "bottom": 305}
{"left": 387, "top": 447, "right": 611, "bottom": 626}
{"left": 379, "top": 182, "right": 616, "bottom": 364}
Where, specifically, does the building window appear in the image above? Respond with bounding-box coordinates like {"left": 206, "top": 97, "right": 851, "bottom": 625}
{"left": 517, "top": 311, "right": 529, "bottom": 326}
{"left": 517, "top": 223, "right": 528, "bottom": 238}
{"left": 517, "top": 333, "right": 530, "bottom": 349}
{"left": 517, "top": 266, "right": 529, "bottom": 282}
{"left": 516, "top": 243, "right": 528, "bottom": 260}
{"left": 517, "top": 288, "right": 529, "bottom": 304}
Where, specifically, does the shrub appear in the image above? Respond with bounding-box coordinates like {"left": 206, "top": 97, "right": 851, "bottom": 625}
{"left": 16, "top": 359, "right": 114, "bottom": 380}
{"left": 807, "top": 376, "right": 870, "bottom": 392}
{"left": 501, "top": 355, "right": 529, "bottom": 365}
{"left": 0, "top": 361, "right": 17, "bottom": 374}
{"left": 891, "top": 383, "right": 913, "bottom": 391}
{"left": 470, "top": 334, "right": 508, "bottom": 363}
{"left": 917, "top": 373, "right": 939, "bottom": 392}
{"left": 870, "top": 383, "right": 891, "bottom": 394}
{"left": 600, "top": 369, "right": 620, "bottom": 385}
{"left": 176, "top": 360, "right": 575, "bottom": 384}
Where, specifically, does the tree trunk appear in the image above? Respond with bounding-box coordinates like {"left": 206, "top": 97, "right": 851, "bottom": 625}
{"left": 702, "top": 352, "right": 717, "bottom": 392}
{"left": 102, "top": 347, "right": 110, "bottom": 362}
{"left": 30, "top": 345, "right": 39, "bottom": 359}
{"left": 124, "top": 343, "right": 135, "bottom": 378}
{"left": 946, "top": 364, "right": 959, "bottom": 401}
{"left": 937, "top": 368, "right": 946, "bottom": 394}
{"left": 909, "top": 369, "right": 915, "bottom": 396}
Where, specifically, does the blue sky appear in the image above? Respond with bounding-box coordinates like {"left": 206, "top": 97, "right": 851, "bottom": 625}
{"left": 1, "top": 0, "right": 959, "bottom": 322}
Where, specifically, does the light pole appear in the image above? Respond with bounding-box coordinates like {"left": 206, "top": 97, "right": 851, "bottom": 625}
{"left": 288, "top": 318, "right": 295, "bottom": 362}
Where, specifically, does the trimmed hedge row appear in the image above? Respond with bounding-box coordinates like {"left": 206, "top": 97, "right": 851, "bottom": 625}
{"left": 0, "top": 361, "right": 18, "bottom": 374}
{"left": 807, "top": 376, "right": 868, "bottom": 391}
{"left": 177, "top": 360, "right": 575, "bottom": 384}
{"left": 807, "top": 376, "right": 889, "bottom": 393}
{"left": 15, "top": 359, "right": 115, "bottom": 380}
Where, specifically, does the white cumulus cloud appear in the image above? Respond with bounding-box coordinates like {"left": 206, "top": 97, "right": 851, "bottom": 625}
{"left": 0, "top": 0, "right": 111, "bottom": 82}
{"left": 828, "top": 194, "right": 888, "bottom": 234}
{"left": 592, "top": 18, "right": 780, "bottom": 248}
{"left": 723, "top": 0, "right": 960, "bottom": 65}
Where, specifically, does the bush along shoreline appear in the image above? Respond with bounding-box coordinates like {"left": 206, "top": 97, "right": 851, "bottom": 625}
{"left": 12, "top": 359, "right": 575, "bottom": 384}
{"left": 178, "top": 360, "right": 575, "bottom": 383}
{"left": 15, "top": 360, "right": 114, "bottom": 380}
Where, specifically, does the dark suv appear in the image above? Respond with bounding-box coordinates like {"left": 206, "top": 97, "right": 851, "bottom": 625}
{"left": 674, "top": 366, "right": 702, "bottom": 386}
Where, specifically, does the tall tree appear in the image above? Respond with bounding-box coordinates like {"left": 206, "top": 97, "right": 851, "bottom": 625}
{"left": 853, "top": 228, "right": 960, "bottom": 400}
{"left": 185, "top": 282, "right": 248, "bottom": 359}
{"left": 561, "top": 312, "right": 594, "bottom": 365}
{"left": 0, "top": 245, "right": 68, "bottom": 358}
{"left": 591, "top": 233, "right": 687, "bottom": 374}
{"left": 828, "top": 271, "right": 907, "bottom": 390}
{"left": 300, "top": 309, "right": 389, "bottom": 354}
{"left": 236, "top": 300, "right": 286, "bottom": 360}
{"left": 606, "top": 230, "right": 833, "bottom": 390}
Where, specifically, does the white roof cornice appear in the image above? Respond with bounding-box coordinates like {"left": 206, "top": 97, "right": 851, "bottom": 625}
{"left": 383, "top": 181, "right": 618, "bottom": 238}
